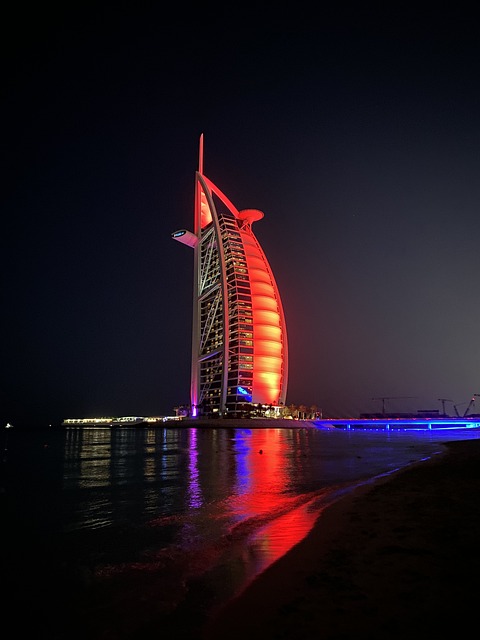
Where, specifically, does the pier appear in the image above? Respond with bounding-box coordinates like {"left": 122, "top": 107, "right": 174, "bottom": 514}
{"left": 313, "top": 417, "right": 480, "bottom": 430}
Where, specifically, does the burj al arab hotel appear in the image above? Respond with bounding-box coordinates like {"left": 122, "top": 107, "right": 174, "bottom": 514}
{"left": 172, "top": 135, "right": 288, "bottom": 418}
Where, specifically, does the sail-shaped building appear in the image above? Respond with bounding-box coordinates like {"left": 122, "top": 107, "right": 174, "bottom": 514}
{"left": 172, "top": 136, "right": 288, "bottom": 418}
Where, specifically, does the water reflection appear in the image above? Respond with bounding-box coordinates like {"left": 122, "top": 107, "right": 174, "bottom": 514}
{"left": 58, "top": 426, "right": 480, "bottom": 609}
{"left": 225, "top": 428, "right": 323, "bottom": 583}
{"left": 61, "top": 428, "right": 347, "bottom": 594}
{"left": 62, "top": 425, "right": 456, "bottom": 534}
{"left": 6, "top": 424, "right": 479, "bottom": 635}
{"left": 62, "top": 428, "right": 332, "bottom": 560}
{"left": 187, "top": 428, "right": 202, "bottom": 509}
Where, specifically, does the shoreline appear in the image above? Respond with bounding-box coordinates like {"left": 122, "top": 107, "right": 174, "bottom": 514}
{"left": 57, "top": 418, "right": 320, "bottom": 430}
{"left": 171, "top": 418, "right": 317, "bottom": 428}
{"left": 203, "top": 437, "right": 480, "bottom": 639}
{"left": 58, "top": 417, "right": 480, "bottom": 431}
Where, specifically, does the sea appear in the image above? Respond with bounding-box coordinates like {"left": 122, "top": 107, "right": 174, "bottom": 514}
{"left": 2, "top": 423, "right": 480, "bottom": 639}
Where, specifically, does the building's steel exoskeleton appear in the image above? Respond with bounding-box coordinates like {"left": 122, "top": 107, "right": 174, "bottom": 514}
{"left": 173, "top": 135, "right": 288, "bottom": 418}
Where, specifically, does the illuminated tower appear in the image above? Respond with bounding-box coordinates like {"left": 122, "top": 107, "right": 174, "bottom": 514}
{"left": 172, "top": 135, "right": 288, "bottom": 418}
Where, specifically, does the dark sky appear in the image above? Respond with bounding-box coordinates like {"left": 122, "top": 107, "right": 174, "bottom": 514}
{"left": 2, "top": 6, "right": 479, "bottom": 426}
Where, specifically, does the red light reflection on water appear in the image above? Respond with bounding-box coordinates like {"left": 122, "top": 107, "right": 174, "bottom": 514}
{"left": 229, "top": 429, "right": 321, "bottom": 581}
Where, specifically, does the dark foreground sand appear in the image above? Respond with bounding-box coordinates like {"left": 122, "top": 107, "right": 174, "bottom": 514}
{"left": 203, "top": 437, "right": 480, "bottom": 639}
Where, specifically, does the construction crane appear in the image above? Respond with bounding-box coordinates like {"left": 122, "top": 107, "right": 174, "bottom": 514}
{"left": 464, "top": 394, "right": 480, "bottom": 417}
{"left": 454, "top": 401, "right": 468, "bottom": 417}
{"left": 438, "top": 398, "right": 454, "bottom": 416}
{"left": 454, "top": 395, "right": 480, "bottom": 417}
{"left": 371, "top": 396, "right": 417, "bottom": 416}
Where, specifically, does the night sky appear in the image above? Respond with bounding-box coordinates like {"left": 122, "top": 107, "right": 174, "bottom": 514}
{"left": 3, "top": 6, "right": 479, "bottom": 426}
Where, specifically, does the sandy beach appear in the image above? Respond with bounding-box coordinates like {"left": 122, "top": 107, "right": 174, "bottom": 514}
{"left": 204, "top": 436, "right": 480, "bottom": 639}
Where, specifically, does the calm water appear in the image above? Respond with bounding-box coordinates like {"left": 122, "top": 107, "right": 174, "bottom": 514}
{"left": 2, "top": 424, "right": 480, "bottom": 638}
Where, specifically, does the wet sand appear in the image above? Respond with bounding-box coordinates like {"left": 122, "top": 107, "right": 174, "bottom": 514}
{"left": 204, "top": 437, "right": 480, "bottom": 639}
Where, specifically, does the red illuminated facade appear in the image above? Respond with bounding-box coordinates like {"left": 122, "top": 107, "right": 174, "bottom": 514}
{"left": 172, "top": 135, "right": 288, "bottom": 417}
